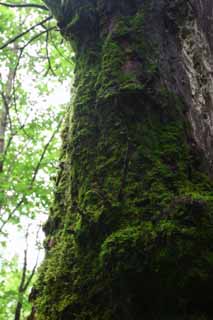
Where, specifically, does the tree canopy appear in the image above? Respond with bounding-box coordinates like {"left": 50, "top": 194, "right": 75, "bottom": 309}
{"left": 0, "top": 1, "right": 73, "bottom": 318}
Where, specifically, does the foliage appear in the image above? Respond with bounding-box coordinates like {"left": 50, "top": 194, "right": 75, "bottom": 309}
{"left": 0, "top": 0, "right": 72, "bottom": 318}
{"left": 0, "top": 256, "right": 32, "bottom": 319}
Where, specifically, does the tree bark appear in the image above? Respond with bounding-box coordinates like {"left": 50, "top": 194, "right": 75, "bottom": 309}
{"left": 14, "top": 300, "right": 23, "bottom": 320}
{"left": 31, "top": 1, "right": 213, "bottom": 319}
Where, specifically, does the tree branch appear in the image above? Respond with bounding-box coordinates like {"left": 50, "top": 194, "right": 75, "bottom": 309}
{"left": 0, "top": 2, "right": 48, "bottom": 10}
{"left": 31, "top": 116, "right": 63, "bottom": 186}
{"left": 0, "top": 15, "right": 53, "bottom": 50}
{"left": 44, "top": 27, "right": 56, "bottom": 76}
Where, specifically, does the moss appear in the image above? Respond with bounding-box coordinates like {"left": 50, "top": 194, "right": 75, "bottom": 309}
{"left": 96, "top": 9, "right": 158, "bottom": 99}
{"left": 33, "top": 1, "right": 213, "bottom": 319}
{"left": 34, "top": 77, "right": 213, "bottom": 319}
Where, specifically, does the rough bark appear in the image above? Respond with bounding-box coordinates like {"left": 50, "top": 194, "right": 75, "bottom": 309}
{"left": 31, "top": 1, "right": 213, "bottom": 319}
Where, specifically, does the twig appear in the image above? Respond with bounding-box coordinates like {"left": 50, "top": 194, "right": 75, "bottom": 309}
{"left": 44, "top": 28, "right": 56, "bottom": 76}
{"left": 49, "top": 30, "right": 75, "bottom": 66}
{"left": 21, "top": 25, "right": 56, "bottom": 50}
{"left": 12, "top": 26, "right": 57, "bottom": 84}
{"left": 0, "top": 197, "right": 25, "bottom": 233}
{"left": 11, "top": 25, "right": 56, "bottom": 95}
{"left": 31, "top": 116, "right": 63, "bottom": 186}
{"left": 10, "top": 26, "right": 57, "bottom": 138}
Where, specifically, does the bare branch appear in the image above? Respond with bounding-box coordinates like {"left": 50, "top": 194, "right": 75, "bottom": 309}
{"left": 44, "top": 28, "right": 56, "bottom": 76}
{"left": 21, "top": 25, "right": 56, "bottom": 50}
{"left": 0, "top": 15, "right": 53, "bottom": 50}
{"left": 0, "top": 2, "right": 48, "bottom": 10}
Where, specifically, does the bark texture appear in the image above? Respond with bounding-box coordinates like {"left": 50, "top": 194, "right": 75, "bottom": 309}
{"left": 31, "top": 1, "right": 213, "bottom": 319}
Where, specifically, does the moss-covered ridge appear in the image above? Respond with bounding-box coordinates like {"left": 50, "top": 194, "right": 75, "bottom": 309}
{"left": 32, "top": 1, "right": 213, "bottom": 319}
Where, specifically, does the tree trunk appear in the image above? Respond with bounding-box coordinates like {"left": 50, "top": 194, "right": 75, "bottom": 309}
{"left": 32, "top": 1, "right": 213, "bottom": 319}
{"left": 14, "top": 300, "right": 23, "bottom": 320}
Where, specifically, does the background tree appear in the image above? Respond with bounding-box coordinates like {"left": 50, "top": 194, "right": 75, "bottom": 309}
{"left": 0, "top": 1, "right": 72, "bottom": 318}
{"left": 13, "top": 0, "right": 213, "bottom": 319}
{"left": 0, "top": 255, "right": 31, "bottom": 319}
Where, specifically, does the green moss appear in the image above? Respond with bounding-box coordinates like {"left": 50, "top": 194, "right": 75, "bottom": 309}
{"left": 96, "top": 10, "right": 158, "bottom": 99}
{"left": 34, "top": 78, "right": 213, "bottom": 319}
{"left": 33, "top": 2, "right": 213, "bottom": 320}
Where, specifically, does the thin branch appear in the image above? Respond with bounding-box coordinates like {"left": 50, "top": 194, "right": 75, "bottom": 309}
{"left": 44, "top": 27, "right": 56, "bottom": 76}
{"left": 31, "top": 117, "right": 63, "bottom": 186}
{"left": 0, "top": 26, "right": 56, "bottom": 176}
{"left": 0, "top": 197, "right": 25, "bottom": 233}
{"left": 21, "top": 25, "right": 56, "bottom": 50}
{"left": 14, "top": 224, "right": 40, "bottom": 320}
{"left": 0, "top": 117, "right": 63, "bottom": 233}
{"left": 18, "top": 248, "right": 28, "bottom": 292}
{"left": 12, "top": 26, "right": 57, "bottom": 92}
{"left": 23, "top": 254, "right": 38, "bottom": 292}
{"left": 0, "top": 2, "right": 48, "bottom": 10}
{"left": 49, "top": 30, "right": 75, "bottom": 66}
{"left": 9, "top": 26, "right": 56, "bottom": 139}
{"left": 0, "top": 15, "right": 53, "bottom": 50}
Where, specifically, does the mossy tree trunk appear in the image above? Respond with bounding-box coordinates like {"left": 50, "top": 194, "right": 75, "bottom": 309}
{"left": 31, "top": 1, "right": 213, "bottom": 319}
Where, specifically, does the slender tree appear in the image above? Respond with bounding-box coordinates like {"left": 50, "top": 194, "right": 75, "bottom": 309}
{"left": 30, "top": 0, "right": 213, "bottom": 319}
{"left": 14, "top": 226, "right": 39, "bottom": 320}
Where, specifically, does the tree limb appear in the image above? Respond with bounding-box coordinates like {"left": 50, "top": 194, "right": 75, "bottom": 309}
{"left": 0, "top": 2, "right": 48, "bottom": 10}
{"left": 0, "top": 15, "right": 53, "bottom": 50}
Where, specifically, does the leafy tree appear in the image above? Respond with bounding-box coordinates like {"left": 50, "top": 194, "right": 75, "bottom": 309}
{"left": 0, "top": 255, "right": 32, "bottom": 320}
{"left": 0, "top": 0, "right": 72, "bottom": 233}
{"left": 0, "top": 0, "right": 72, "bottom": 318}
